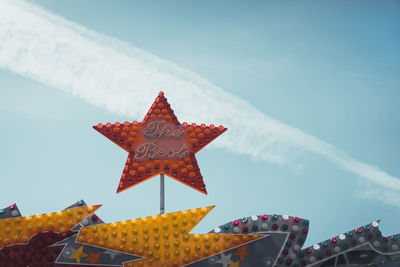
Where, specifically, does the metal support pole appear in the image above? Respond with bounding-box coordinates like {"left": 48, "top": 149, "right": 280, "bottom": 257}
{"left": 160, "top": 173, "right": 165, "bottom": 214}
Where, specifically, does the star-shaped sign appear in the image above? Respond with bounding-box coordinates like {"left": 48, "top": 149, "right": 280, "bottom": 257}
{"left": 94, "top": 91, "right": 227, "bottom": 194}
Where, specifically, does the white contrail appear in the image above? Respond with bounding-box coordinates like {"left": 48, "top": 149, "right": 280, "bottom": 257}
{"left": 0, "top": 0, "right": 399, "bottom": 206}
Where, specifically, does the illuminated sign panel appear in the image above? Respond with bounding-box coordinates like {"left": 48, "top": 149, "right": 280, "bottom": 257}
{"left": 134, "top": 119, "right": 189, "bottom": 161}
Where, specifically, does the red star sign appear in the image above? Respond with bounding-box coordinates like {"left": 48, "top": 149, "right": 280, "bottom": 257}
{"left": 94, "top": 92, "right": 227, "bottom": 194}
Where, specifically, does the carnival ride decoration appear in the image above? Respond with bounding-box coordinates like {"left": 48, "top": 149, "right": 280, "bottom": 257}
{"left": 1, "top": 91, "right": 399, "bottom": 267}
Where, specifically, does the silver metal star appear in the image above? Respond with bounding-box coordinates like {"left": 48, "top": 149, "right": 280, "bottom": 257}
{"left": 103, "top": 250, "right": 121, "bottom": 261}
{"left": 215, "top": 253, "right": 232, "bottom": 267}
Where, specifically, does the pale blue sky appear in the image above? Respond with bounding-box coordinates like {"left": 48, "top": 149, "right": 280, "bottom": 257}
{"left": 0, "top": 0, "right": 399, "bottom": 247}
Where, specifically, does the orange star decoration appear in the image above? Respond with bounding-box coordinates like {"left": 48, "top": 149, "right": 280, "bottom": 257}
{"left": 85, "top": 250, "right": 102, "bottom": 264}
{"left": 0, "top": 205, "right": 101, "bottom": 249}
{"left": 94, "top": 91, "right": 227, "bottom": 194}
{"left": 69, "top": 245, "right": 88, "bottom": 263}
{"left": 233, "top": 245, "right": 250, "bottom": 262}
{"left": 76, "top": 206, "right": 262, "bottom": 267}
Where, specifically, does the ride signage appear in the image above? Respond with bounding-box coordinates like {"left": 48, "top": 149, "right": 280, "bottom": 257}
{"left": 94, "top": 92, "right": 227, "bottom": 194}
{"left": 134, "top": 119, "right": 189, "bottom": 161}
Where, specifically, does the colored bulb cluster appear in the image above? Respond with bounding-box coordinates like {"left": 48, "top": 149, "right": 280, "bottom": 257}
{"left": 209, "top": 213, "right": 400, "bottom": 267}
{"left": 280, "top": 220, "right": 400, "bottom": 267}
{"left": 144, "top": 92, "right": 179, "bottom": 125}
{"left": 210, "top": 213, "right": 309, "bottom": 267}
{"left": 77, "top": 206, "right": 261, "bottom": 267}
{"left": 120, "top": 155, "right": 205, "bottom": 194}
{"left": 0, "top": 205, "right": 100, "bottom": 249}
{"left": 93, "top": 91, "right": 227, "bottom": 195}
{"left": 0, "top": 203, "right": 21, "bottom": 220}
{"left": 211, "top": 214, "right": 308, "bottom": 240}
{"left": 182, "top": 123, "right": 226, "bottom": 153}
{"left": 0, "top": 201, "right": 103, "bottom": 266}
{"left": 66, "top": 200, "right": 104, "bottom": 230}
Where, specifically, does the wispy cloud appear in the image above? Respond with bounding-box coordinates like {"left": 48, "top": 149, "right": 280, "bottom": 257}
{"left": 1, "top": 0, "right": 399, "bottom": 206}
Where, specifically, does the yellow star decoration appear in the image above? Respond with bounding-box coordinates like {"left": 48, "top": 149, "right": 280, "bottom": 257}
{"left": 0, "top": 205, "right": 101, "bottom": 249}
{"left": 77, "top": 206, "right": 262, "bottom": 267}
{"left": 229, "top": 260, "right": 241, "bottom": 267}
{"left": 69, "top": 245, "right": 88, "bottom": 263}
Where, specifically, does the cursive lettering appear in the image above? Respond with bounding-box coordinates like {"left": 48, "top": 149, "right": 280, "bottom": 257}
{"left": 134, "top": 142, "right": 189, "bottom": 161}
{"left": 144, "top": 119, "right": 184, "bottom": 138}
